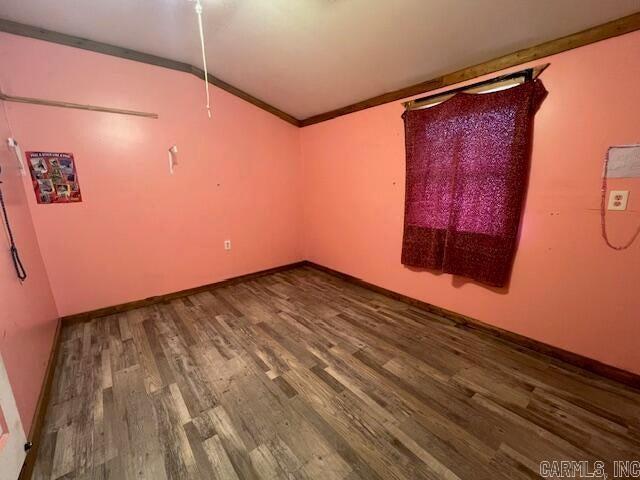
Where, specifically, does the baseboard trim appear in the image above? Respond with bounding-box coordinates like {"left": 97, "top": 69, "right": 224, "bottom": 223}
{"left": 18, "top": 318, "right": 63, "bottom": 480}
{"left": 61, "top": 261, "right": 307, "bottom": 326}
{"left": 58, "top": 258, "right": 640, "bottom": 388}
{"left": 21, "top": 259, "right": 639, "bottom": 476}
{"left": 302, "top": 261, "right": 640, "bottom": 390}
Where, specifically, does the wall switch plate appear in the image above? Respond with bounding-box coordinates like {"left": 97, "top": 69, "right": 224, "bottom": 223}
{"left": 224, "top": 240, "right": 231, "bottom": 250}
{"left": 608, "top": 190, "right": 629, "bottom": 211}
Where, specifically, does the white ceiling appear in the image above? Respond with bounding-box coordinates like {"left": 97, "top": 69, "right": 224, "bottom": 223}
{"left": 1, "top": 0, "right": 639, "bottom": 120}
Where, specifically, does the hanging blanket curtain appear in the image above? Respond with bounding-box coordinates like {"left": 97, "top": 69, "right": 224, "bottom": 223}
{"left": 401, "top": 80, "right": 547, "bottom": 287}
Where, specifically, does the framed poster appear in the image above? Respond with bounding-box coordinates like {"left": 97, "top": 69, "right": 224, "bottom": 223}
{"left": 26, "top": 152, "right": 82, "bottom": 204}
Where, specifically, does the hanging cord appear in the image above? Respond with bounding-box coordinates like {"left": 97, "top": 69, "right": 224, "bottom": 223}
{"left": 600, "top": 148, "right": 640, "bottom": 250}
{"left": 194, "top": 0, "right": 212, "bottom": 118}
{"left": 1, "top": 83, "right": 27, "bottom": 175}
{"left": 0, "top": 166, "right": 27, "bottom": 281}
{"left": 0, "top": 79, "right": 14, "bottom": 137}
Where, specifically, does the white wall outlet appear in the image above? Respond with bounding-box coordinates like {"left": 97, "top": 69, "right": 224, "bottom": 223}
{"left": 608, "top": 190, "right": 629, "bottom": 211}
{"left": 224, "top": 240, "right": 231, "bottom": 250}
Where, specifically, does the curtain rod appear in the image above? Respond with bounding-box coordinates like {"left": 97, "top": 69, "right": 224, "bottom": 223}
{"left": 403, "top": 63, "right": 549, "bottom": 110}
{"left": 0, "top": 91, "right": 159, "bottom": 119}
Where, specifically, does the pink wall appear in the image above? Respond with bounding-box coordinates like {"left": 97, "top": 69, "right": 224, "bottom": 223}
{"left": 2, "top": 29, "right": 639, "bottom": 383}
{"left": 301, "top": 31, "right": 640, "bottom": 375}
{"left": 0, "top": 33, "right": 303, "bottom": 317}
{"left": 0, "top": 111, "right": 58, "bottom": 433}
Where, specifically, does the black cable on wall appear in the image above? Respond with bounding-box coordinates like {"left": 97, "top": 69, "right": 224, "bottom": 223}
{"left": 0, "top": 164, "right": 27, "bottom": 281}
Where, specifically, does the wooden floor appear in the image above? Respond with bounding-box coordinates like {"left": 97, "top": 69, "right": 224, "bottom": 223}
{"left": 33, "top": 266, "right": 640, "bottom": 480}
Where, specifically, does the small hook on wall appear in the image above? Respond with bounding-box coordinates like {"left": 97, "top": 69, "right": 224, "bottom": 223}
{"left": 7, "top": 138, "right": 26, "bottom": 176}
{"left": 168, "top": 145, "right": 178, "bottom": 174}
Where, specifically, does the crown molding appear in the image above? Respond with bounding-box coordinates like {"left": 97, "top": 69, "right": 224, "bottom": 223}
{"left": 0, "top": 18, "right": 301, "bottom": 126}
{"left": 2, "top": 13, "right": 639, "bottom": 129}
{"left": 299, "top": 12, "right": 640, "bottom": 127}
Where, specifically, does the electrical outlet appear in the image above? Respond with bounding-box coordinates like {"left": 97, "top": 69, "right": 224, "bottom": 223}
{"left": 224, "top": 240, "right": 231, "bottom": 250}
{"left": 608, "top": 190, "right": 629, "bottom": 211}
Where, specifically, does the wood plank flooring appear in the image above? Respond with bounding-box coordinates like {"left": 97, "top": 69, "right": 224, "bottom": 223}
{"left": 32, "top": 266, "right": 640, "bottom": 479}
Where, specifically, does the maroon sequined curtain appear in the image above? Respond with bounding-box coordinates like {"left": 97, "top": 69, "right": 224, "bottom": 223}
{"left": 401, "top": 80, "right": 547, "bottom": 287}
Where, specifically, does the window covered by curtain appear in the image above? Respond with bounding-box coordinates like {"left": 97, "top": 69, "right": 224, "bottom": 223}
{"left": 401, "top": 80, "right": 547, "bottom": 287}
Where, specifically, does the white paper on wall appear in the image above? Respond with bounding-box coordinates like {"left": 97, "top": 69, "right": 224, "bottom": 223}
{"left": 606, "top": 144, "right": 640, "bottom": 178}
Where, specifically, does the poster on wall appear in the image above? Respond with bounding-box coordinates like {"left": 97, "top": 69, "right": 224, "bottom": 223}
{"left": 26, "top": 152, "right": 82, "bottom": 204}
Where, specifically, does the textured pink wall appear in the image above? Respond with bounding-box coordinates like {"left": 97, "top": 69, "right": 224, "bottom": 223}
{"left": 0, "top": 112, "right": 58, "bottom": 433}
{"left": 0, "top": 33, "right": 303, "bottom": 317}
{"left": 301, "top": 31, "right": 640, "bottom": 375}
{"left": 2, "top": 29, "right": 639, "bottom": 386}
